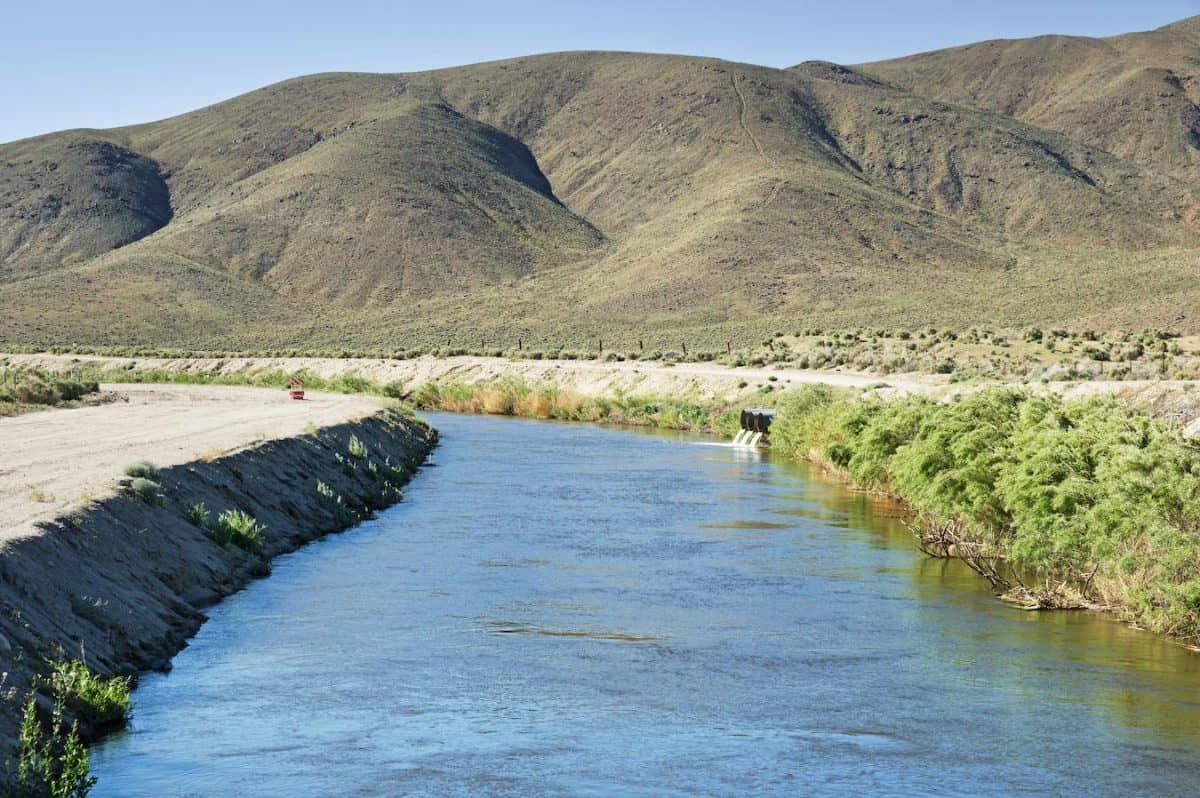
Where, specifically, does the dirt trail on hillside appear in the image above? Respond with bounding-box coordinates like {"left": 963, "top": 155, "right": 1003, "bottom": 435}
{"left": 0, "top": 384, "right": 378, "bottom": 540}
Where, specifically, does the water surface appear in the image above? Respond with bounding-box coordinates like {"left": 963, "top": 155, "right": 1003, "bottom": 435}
{"left": 92, "top": 413, "right": 1200, "bottom": 796}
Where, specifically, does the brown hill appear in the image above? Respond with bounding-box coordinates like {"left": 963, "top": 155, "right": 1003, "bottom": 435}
{"left": 4, "top": 30, "right": 1200, "bottom": 351}
{"left": 859, "top": 16, "right": 1200, "bottom": 183}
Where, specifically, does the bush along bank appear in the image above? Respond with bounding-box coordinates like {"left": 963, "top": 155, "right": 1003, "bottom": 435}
{"left": 0, "top": 367, "right": 99, "bottom": 416}
{"left": 62, "top": 367, "right": 747, "bottom": 436}
{"left": 412, "top": 377, "right": 743, "bottom": 436}
{"left": 768, "top": 385, "right": 1200, "bottom": 643}
{"left": 0, "top": 407, "right": 436, "bottom": 788}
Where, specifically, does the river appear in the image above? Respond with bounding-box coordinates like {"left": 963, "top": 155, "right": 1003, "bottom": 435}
{"left": 90, "top": 413, "right": 1200, "bottom": 796}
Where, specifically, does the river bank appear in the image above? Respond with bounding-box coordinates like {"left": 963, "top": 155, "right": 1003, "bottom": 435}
{"left": 0, "top": 388, "right": 436, "bottom": 768}
{"left": 9, "top": 351, "right": 1200, "bottom": 426}
{"left": 0, "top": 352, "right": 943, "bottom": 405}
{"left": 400, "top": 377, "right": 1200, "bottom": 649}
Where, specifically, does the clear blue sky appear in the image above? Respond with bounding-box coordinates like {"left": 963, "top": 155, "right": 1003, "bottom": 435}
{"left": 2, "top": 0, "right": 1196, "bottom": 144}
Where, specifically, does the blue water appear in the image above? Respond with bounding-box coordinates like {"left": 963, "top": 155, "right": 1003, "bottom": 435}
{"left": 91, "top": 413, "right": 1200, "bottom": 796}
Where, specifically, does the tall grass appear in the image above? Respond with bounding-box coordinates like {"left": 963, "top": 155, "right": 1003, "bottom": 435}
{"left": 8, "top": 660, "right": 130, "bottom": 796}
{"left": 11, "top": 694, "right": 93, "bottom": 797}
{"left": 412, "top": 377, "right": 740, "bottom": 434}
{"left": 769, "top": 385, "right": 1200, "bottom": 641}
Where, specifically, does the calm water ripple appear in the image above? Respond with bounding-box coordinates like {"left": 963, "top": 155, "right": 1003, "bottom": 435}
{"left": 91, "top": 413, "right": 1200, "bottom": 796}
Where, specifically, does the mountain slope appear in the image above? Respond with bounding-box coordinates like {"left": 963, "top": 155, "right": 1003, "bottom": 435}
{"left": 4, "top": 30, "right": 1200, "bottom": 350}
{"left": 0, "top": 136, "right": 171, "bottom": 278}
{"left": 858, "top": 16, "right": 1200, "bottom": 182}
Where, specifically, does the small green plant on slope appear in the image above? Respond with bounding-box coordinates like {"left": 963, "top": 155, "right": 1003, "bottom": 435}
{"left": 44, "top": 660, "right": 131, "bottom": 728}
{"left": 185, "top": 503, "right": 210, "bottom": 528}
{"left": 121, "top": 461, "right": 157, "bottom": 480}
{"left": 316, "top": 481, "right": 357, "bottom": 526}
{"left": 128, "top": 478, "right": 160, "bottom": 505}
{"left": 209, "top": 509, "right": 265, "bottom": 555}
{"left": 9, "top": 693, "right": 94, "bottom": 798}
{"left": 347, "top": 435, "right": 368, "bottom": 460}
{"left": 6, "top": 659, "right": 129, "bottom": 796}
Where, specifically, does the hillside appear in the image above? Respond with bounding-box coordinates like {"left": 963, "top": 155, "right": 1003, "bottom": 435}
{"left": 859, "top": 16, "right": 1200, "bottom": 183}
{"left": 5, "top": 24, "right": 1200, "bottom": 350}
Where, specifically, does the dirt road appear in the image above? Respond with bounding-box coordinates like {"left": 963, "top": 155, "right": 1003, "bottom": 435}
{"left": 0, "top": 384, "right": 379, "bottom": 540}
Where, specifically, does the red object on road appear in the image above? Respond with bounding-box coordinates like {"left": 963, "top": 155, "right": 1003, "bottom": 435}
{"left": 288, "top": 377, "right": 305, "bottom": 400}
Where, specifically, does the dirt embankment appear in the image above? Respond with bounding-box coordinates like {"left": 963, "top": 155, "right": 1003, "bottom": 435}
{"left": 5, "top": 353, "right": 942, "bottom": 402}
{"left": 10, "top": 353, "right": 1200, "bottom": 425}
{"left": 0, "top": 388, "right": 436, "bottom": 758}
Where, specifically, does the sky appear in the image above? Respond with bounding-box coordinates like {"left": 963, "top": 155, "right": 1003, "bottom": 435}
{"left": 2, "top": 0, "right": 1197, "bottom": 144}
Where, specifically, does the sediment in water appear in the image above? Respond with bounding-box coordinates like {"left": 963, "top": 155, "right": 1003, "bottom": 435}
{"left": 0, "top": 407, "right": 436, "bottom": 759}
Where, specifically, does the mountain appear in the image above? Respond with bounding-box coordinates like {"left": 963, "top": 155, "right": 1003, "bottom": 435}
{"left": 859, "top": 16, "right": 1200, "bottom": 185}
{"left": 5, "top": 21, "right": 1200, "bottom": 351}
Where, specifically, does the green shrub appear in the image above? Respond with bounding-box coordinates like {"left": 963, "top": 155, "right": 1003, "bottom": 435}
{"left": 129, "top": 478, "right": 161, "bottom": 505}
{"left": 11, "top": 693, "right": 94, "bottom": 797}
{"left": 185, "top": 502, "right": 210, "bottom": 528}
{"left": 767, "top": 385, "right": 846, "bottom": 459}
{"left": 0, "top": 366, "right": 100, "bottom": 412}
{"left": 767, "top": 384, "right": 1200, "bottom": 640}
{"left": 210, "top": 509, "right": 265, "bottom": 554}
{"left": 122, "top": 460, "right": 158, "bottom": 479}
{"left": 844, "top": 398, "right": 930, "bottom": 488}
{"left": 44, "top": 660, "right": 131, "bottom": 728}
{"left": 347, "top": 435, "right": 368, "bottom": 460}
{"left": 887, "top": 390, "right": 1024, "bottom": 539}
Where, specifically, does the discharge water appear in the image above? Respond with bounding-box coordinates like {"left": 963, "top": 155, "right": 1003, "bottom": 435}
{"left": 90, "top": 413, "right": 1200, "bottom": 796}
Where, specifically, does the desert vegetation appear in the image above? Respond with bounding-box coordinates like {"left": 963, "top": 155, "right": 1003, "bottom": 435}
{"left": 120, "top": 461, "right": 157, "bottom": 480}
{"left": 768, "top": 385, "right": 1200, "bottom": 642}
{"left": 412, "top": 377, "right": 739, "bottom": 435}
{"left": 4, "top": 661, "right": 132, "bottom": 796}
{"left": 0, "top": 368, "right": 98, "bottom": 416}
{"left": 207, "top": 510, "right": 266, "bottom": 555}
{"left": 181, "top": 499, "right": 266, "bottom": 555}
{"left": 14, "top": 322, "right": 1200, "bottom": 386}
